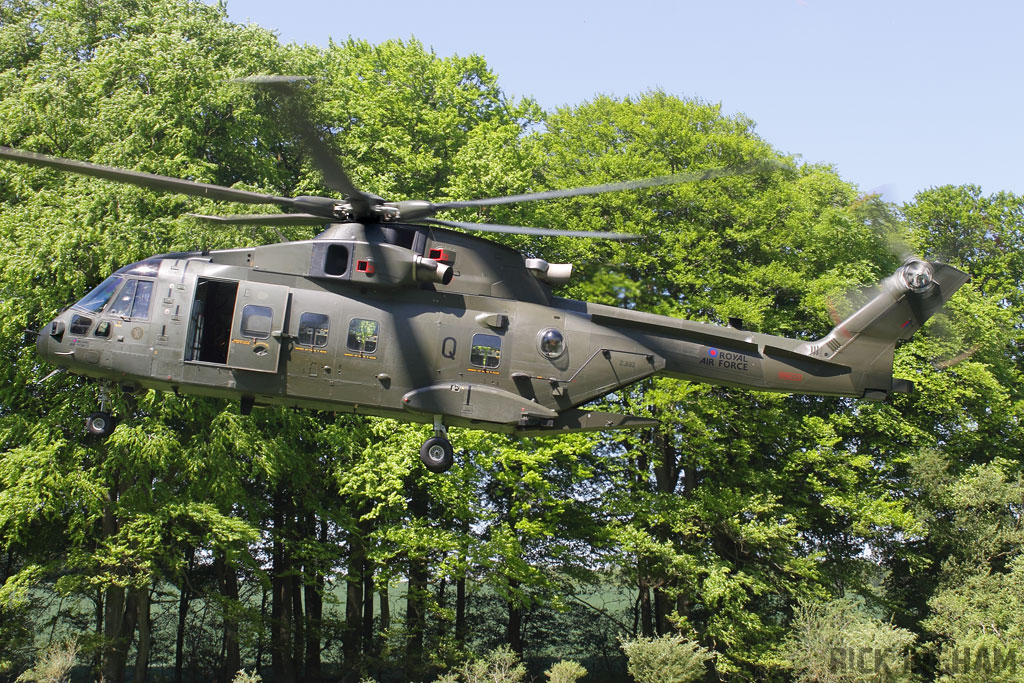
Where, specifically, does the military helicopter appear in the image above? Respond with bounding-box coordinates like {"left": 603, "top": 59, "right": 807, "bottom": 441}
{"left": 2, "top": 82, "right": 969, "bottom": 473}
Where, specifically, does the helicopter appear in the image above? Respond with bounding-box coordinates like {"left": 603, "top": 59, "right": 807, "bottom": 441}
{"left": 2, "top": 82, "right": 969, "bottom": 473}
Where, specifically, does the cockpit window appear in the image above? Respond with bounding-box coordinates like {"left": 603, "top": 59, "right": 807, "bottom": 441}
{"left": 132, "top": 280, "right": 154, "bottom": 318}
{"left": 108, "top": 279, "right": 155, "bottom": 319}
{"left": 116, "top": 259, "right": 161, "bottom": 277}
{"left": 73, "top": 276, "right": 123, "bottom": 313}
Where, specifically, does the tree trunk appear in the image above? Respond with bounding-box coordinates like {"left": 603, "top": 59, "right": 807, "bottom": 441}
{"left": 639, "top": 578, "right": 653, "bottom": 637}
{"left": 101, "top": 582, "right": 124, "bottom": 683}
{"left": 405, "top": 486, "right": 429, "bottom": 682}
{"left": 291, "top": 572, "right": 304, "bottom": 677}
{"left": 651, "top": 427, "right": 682, "bottom": 636}
{"left": 654, "top": 588, "right": 671, "bottom": 635}
{"left": 102, "top": 585, "right": 138, "bottom": 683}
{"left": 99, "top": 484, "right": 138, "bottom": 683}
{"left": 133, "top": 585, "right": 151, "bottom": 683}
{"left": 306, "top": 516, "right": 329, "bottom": 682}
{"left": 342, "top": 534, "right": 365, "bottom": 679}
{"left": 633, "top": 444, "right": 656, "bottom": 638}
{"left": 215, "top": 553, "right": 240, "bottom": 682}
{"left": 95, "top": 589, "right": 104, "bottom": 679}
{"left": 506, "top": 579, "right": 523, "bottom": 655}
{"left": 255, "top": 587, "right": 267, "bottom": 676}
{"left": 676, "top": 594, "right": 692, "bottom": 632}
{"left": 379, "top": 587, "right": 390, "bottom": 632}
{"left": 405, "top": 557, "right": 428, "bottom": 681}
{"left": 271, "top": 491, "right": 296, "bottom": 683}
{"left": 305, "top": 568, "right": 323, "bottom": 683}
{"left": 174, "top": 548, "right": 195, "bottom": 683}
{"left": 362, "top": 562, "right": 374, "bottom": 653}
{"left": 436, "top": 577, "right": 447, "bottom": 613}
{"left": 455, "top": 575, "right": 466, "bottom": 646}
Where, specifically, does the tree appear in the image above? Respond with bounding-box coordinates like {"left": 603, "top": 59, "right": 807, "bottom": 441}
{"left": 0, "top": 2, "right": 538, "bottom": 681}
{"left": 917, "top": 453, "right": 1024, "bottom": 682}
{"left": 515, "top": 92, "right": 918, "bottom": 678}
{"left": 867, "top": 186, "right": 1024, "bottom": 671}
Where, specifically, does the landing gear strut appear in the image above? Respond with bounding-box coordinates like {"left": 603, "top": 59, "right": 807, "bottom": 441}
{"left": 420, "top": 417, "right": 454, "bottom": 473}
{"left": 85, "top": 383, "right": 116, "bottom": 437}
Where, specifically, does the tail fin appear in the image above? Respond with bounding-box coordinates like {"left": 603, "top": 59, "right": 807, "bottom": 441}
{"left": 798, "top": 260, "right": 970, "bottom": 398}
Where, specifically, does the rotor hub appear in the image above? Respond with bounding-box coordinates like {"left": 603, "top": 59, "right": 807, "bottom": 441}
{"left": 897, "top": 259, "right": 935, "bottom": 294}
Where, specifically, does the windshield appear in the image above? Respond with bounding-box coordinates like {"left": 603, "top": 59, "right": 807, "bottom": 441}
{"left": 116, "top": 259, "right": 162, "bottom": 277}
{"left": 73, "top": 275, "right": 123, "bottom": 313}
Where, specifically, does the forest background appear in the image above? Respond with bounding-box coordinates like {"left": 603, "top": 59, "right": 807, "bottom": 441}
{"left": 1, "top": 1, "right": 1023, "bottom": 681}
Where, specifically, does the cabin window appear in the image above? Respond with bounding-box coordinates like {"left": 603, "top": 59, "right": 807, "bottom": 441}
{"left": 470, "top": 333, "right": 501, "bottom": 369}
{"left": 107, "top": 279, "right": 154, "bottom": 320}
{"left": 298, "top": 312, "right": 330, "bottom": 348}
{"left": 241, "top": 305, "right": 273, "bottom": 339}
{"left": 347, "top": 318, "right": 379, "bottom": 354}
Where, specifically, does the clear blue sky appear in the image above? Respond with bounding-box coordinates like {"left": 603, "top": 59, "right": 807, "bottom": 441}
{"left": 219, "top": 0, "right": 1023, "bottom": 204}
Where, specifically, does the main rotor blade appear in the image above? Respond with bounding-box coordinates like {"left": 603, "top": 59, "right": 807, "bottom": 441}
{"left": 431, "top": 160, "right": 782, "bottom": 212}
{"left": 422, "top": 218, "right": 637, "bottom": 241}
{"left": 237, "top": 76, "right": 374, "bottom": 217}
{"left": 0, "top": 146, "right": 300, "bottom": 208}
{"left": 187, "top": 213, "right": 330, "bottom": 226}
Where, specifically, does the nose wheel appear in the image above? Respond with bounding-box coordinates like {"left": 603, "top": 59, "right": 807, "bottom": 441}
{"left": 85, "top": 383, "right": 116, "bottom": 437}
{"left": 85, "top": 411, "right": 115, "bottom": 437}
{"left": 420, "top": 418, "right": 455, "bottom": 473}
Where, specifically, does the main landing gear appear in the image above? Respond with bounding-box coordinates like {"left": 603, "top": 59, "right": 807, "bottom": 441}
{"left": 85, "top": 383, "right": 116, "bottom": 437}
{"left": 419, "top": 417, "right": 454, "bottom": 473}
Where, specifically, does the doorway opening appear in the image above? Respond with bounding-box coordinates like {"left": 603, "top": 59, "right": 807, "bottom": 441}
{"left": 185, "top": 279, "right": 238, "bottom": 364}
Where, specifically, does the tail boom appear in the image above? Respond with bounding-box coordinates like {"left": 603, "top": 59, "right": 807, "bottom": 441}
{"left": 578, "top": 260, "right": 969, "bottom": 401}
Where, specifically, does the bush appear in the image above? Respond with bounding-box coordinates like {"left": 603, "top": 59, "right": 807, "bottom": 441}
{"left": 437, "top": 645, "right": 526, "bottom": 683}
{"left": 545, "top": 659, "right": 588, "bottom": 682}
{"left": 785, "top": 597, "right": 917, "bottom": 682}
{"left": 14, "top": 638, "right": 78, "bottom": 683}
{"left": 619, "top": 633, "right": 712, "bottom": 683}
{"left": 231, "top": 670, "right": 261, "bottom": 683}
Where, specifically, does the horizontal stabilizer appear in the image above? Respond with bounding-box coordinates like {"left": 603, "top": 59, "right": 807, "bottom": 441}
{"left": 762, "top": 344, "right": 852, "bottom": 376}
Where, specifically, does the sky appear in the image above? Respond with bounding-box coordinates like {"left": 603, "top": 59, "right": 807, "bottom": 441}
{"left": 218, "top": 0, "right": 1024, "bottom": 205}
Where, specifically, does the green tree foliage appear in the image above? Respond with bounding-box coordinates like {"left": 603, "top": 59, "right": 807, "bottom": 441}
{"left": 916, "top": 453, "right": 1024, "bottom": 682}
{"left": 928, "top": 559, "right": 1024, "bottom": 683}
{"left": 0, "top": 0, "right": 535, "bottom": 681}
{"left": 521, "top": 93, "right": 924, "bottom": 678}
{"left": 869, "top": 186, "right": 1024, "bottom": 671}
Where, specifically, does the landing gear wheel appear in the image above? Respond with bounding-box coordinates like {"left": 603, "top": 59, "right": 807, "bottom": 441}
{"left": 85, "top": 411, "right": 115, "bottom": 437}
{"left": 420, "top": 436, "right": 454, "bottom": 473}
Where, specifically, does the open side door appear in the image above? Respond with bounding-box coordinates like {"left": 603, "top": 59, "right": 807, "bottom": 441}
{"left": 226, "top": 282, "right": 290, "bottom": 373}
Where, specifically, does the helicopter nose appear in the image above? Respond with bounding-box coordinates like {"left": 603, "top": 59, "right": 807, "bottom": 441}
{"left": 36, "top": 317, "right": 67, "bottom": 365}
